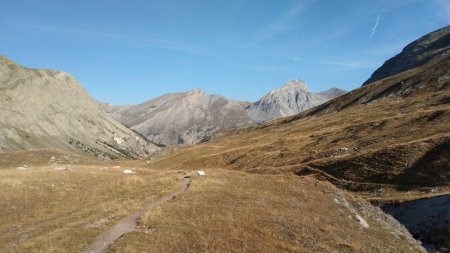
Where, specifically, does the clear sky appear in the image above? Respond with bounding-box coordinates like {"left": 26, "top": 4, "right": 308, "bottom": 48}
{"left": 1, "top": 0, "right": 449, "bottom": 104}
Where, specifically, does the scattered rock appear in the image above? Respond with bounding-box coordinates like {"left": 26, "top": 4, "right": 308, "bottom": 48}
{"left": 355, "top": 214, "right": 369, "bottom": 228}
{"left": 196, "top": 170, "right": 206, "bottom": 176}
{"left": 430, "top": 188, "right": 439, "bottom": 193}
{"left": 338, "top": 147, "right": 349, "bottom": 152}
{"left": 17, "top": 165, "right": 28, "bottom": 170}
{"left": 122, "top": 169, "right": 136, "bottom": 174}
{"left": 54, "top": 166, "right": 69, "bottom": 171}
{"left": 113, "top": 136, "right": 124, "bottom": 145}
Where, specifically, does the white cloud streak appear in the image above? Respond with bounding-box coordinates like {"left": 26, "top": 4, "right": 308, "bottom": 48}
{"left": 369, "top": 14, "right": 380, "bottom": 41}
{"left": 238, "top": 0, "right": 309, "bottom": 50}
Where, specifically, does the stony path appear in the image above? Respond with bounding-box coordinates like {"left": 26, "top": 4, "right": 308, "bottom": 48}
{"left": 85, "top": 176, "right": 192, "bottom": 253}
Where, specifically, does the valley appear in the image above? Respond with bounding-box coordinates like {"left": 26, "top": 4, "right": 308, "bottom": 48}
{"left": 0, "top": 13, "right": 449, "bottom": 253}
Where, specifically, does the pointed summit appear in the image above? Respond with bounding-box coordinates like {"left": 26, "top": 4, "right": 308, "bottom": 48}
{"left": 280, "top": 79, "right": 308, "bottom": 91}
{"left": 246, "top": 79, "right": 345, "bottom": 122}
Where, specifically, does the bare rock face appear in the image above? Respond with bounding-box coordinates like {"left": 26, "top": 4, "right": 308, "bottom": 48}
{"left": 363, "top": 25, "right": 450, "bottom": 85}
{"left": 0, "top": 55, "right": 158, "bottom": 159}
{"left": 105, "top": 90, "right": 255, "bottom": 146}
{"left": 246, "top": 80, "right": 345, "bottom": 122}
{"left": 382, "top": 195, "right": 450, "bottom": 252}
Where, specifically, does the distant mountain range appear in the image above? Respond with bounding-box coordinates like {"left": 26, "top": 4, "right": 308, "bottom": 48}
{"left": 0, "top": 56, "right": 158, "bottom": 159}
{"left": 102, "top": 90, "right": 255, "bottom": 146}
{"left": 104, "top": 81, "right": 346, "bottom": 145}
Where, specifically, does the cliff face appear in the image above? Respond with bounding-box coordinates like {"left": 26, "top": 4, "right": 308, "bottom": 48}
{"left": 383, "top": 195, "right": 450, "bottom": 252}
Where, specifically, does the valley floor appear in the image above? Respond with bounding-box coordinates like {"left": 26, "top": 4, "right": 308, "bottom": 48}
{"left": 0, "top": 149, "right": 431, "bottom": 253}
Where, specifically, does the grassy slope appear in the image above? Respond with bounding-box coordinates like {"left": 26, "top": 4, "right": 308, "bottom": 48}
{"left": 110, "top": 169, "right": 421, "bottom": 253}
{"left": 156, "top": 57, "right": 450, "bottom": 191}
{"left": 0, "top": 151, "right": 177, "bottom": 252}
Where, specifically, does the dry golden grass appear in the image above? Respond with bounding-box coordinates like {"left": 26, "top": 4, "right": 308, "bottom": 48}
{"left": 109, "top": 169, "right": 421, "bottom": 253}
{"left": 0, "top": 155, "right": 178, "bottom": 253}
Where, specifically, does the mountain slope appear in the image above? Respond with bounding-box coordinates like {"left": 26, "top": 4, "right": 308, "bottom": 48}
{"left": 0, "top": 56, "right": 158, "bottom": 159}
{"left": 363, "top": 25, "right": 450, "bottom": 85}
{"left": 163, "top": 41, "right": 450, "bottom": 191}
{"left": 246, "top": 80, "right": 345, "bottom": 122}
{"left": 105, "top": 90, "right": 255, "bottom": 146}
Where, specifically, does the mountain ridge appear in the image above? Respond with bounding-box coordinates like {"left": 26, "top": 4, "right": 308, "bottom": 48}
{"left": 104, "top": 81, "right": 345, "bottom": 145}
{"left": 0, "top": 55, "right": 158, "bottom": 159}
{"left": 363, "top": 25, "right": 450, "bottom": 85}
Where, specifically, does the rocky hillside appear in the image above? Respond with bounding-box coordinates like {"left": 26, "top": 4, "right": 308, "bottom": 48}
{"left": 363, "top": 25, "right": 450, "bottom": 85}
{"left": 105, "top": 90, "right": 255, "bottom": 146}
{"left": 0, "top": 56, "right": 158, "bottom": 159}
{"left": 246, "top": 80, "right": 345, "bottom": 122}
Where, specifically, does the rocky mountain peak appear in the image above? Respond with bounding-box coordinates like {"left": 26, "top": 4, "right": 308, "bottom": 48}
{"left": 246, "top": 79, "right": 345, "bottom": 122}
{"left": 188, "top": 89, "right": 206, "bottom": 95}
{"left": 277, "top": 79, "right": 308, "bottom": 92}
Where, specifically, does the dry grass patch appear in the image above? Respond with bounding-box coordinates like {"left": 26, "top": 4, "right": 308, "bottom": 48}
{"left": 0, "top": 161, "right": 178, "bottom": 253}
{"left": 110, "top": 169, "right": 422, "bottom": 253}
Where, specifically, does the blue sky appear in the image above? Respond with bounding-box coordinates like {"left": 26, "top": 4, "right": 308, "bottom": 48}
{"left": 1, "top": 0, "right": 449, "bottom": 104}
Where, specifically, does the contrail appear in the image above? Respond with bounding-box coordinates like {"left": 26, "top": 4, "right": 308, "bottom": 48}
{"left": 369, "top": 15, "right": 380, "bottom": 41}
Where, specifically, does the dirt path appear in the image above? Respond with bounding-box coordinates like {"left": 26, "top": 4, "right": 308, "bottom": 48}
{"left": 85, "top": 176, "right": 192, "bottom": 253}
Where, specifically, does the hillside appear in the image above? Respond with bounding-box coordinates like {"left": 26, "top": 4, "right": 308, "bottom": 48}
{"left": 173, "top": 55, "right": 449, "bottom": 191}
{"left": 0, "top": 56, "right": 158, "bottom": 159}
{"left": 363, "top": 25, "right": 450, "bottom": 85}
{"left": 104, "top": 90, "right": 255, "bottom": 146}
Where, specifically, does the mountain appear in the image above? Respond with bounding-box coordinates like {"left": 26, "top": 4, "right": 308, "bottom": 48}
{"left": 0, "top": 56, "right": 158, "bottom": 159}
{"left": 148, "top": 29, "right": 449, "bottom": 250}
{"left": 318, "top": 87, "right": 347, "bottom": 99}
{"left": 246, "top": 80, "right": 345, "bottom": 122}
{"left": 104, "top": 90, "right": 255, "bottom": 146}
{"left": 363, "top": 25, "right": 450, "bottom": 85}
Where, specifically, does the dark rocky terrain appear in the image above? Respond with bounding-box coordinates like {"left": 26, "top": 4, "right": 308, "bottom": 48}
{"left": 363, "top": 25, "right": 450, "bottom": 85}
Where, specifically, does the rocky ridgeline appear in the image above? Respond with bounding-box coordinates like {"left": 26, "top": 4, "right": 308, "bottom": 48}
{"left": 363, "top": 25, "right": 450, "bottom": 85}
{"left": 0, "top": 56, "right": 158, "bottom": 158}
{"left": 104, "top": 81, "right": 345, "bottom": 146}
